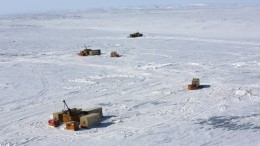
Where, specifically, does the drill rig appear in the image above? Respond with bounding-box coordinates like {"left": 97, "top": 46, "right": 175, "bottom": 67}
{"left": 48, "top": 100, "right": 103, "bottom": 130}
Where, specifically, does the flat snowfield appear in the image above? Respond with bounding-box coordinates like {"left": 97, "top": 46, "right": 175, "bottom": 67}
{"left": 0, "top": 5, "right": 260, "bottom": 146}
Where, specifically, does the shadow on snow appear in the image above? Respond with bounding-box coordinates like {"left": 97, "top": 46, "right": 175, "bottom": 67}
{"left": 196, "top": 114, "right": 260, "bottom": 131}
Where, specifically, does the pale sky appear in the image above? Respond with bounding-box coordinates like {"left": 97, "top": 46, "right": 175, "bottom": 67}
{"left": 0, "top": 0, "right": 259, "bottom": 14}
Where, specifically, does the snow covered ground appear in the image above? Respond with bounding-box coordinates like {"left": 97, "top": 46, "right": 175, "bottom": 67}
{"left": 0, "top": 5, "right": 260, "bottom": 146}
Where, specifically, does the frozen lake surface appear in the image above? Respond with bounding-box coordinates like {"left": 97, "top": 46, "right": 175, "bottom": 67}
{"left": 0, "top": 5, "right": 260, "bottom": 146}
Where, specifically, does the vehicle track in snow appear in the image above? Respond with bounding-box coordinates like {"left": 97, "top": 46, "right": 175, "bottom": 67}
{"left": 144, "top": 35, "right": 260, "bottom": 47}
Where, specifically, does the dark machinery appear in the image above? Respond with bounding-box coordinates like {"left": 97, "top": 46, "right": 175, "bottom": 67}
{"left": 129, "top": 32, "right": 143, "bottom": 38}
{"left": 62, "top": 100, "right": 82, "bottom": 116}
{"left": 63, "top": 100, "right": 72, "bottom": 115}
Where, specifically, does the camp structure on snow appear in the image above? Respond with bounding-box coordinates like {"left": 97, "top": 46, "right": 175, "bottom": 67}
{"left": 129, "top": 32, "right": 143, "bottom": 38}
{"left": 78, "top": 48, "right": 101, "bottom": 56}
{"left": 78, "top": 49, "right": 91, "bottom": 56}
{"left": 52, "top": 107, "right": 103, "bottom": 124}
{"left": 110, "top": 51, "right": 120, "bottom": 57}
{"left": 48, "top": 100, "right": 103, "bottom": 130}
{"left": 187, "top": 78, "right": 200, "bottom": 90}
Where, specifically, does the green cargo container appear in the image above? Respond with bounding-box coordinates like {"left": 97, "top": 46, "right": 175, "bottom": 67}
{"left": 89, "top": 50, "right": 101, "bottom": 55}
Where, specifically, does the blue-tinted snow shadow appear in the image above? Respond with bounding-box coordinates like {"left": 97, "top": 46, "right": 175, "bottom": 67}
{"left": 97, "top": 122, "right": 114, "bottom": 128}
{"left": 196, "top": 114, "right": 260, "bottom": 131}
{"left": 198, "top": 85, "right": 211, "bottom": 89}
{"left": 78, "top": 115, "right": 115, "bottom": 130}
{"left": 98, "top": 115, "right": 115, "bottom": 128}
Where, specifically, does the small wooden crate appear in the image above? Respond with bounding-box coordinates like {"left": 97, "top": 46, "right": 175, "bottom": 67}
{"left": 63, "top": 114, "right": 80, "bottom": 122}
{"left": 192, "top": 78, "right": 200, "bottom": 88}
{"left": 111, "top": 51, "right": 120, "bottom": 57}
{"left": 66, "top": 121, "right": 79, "bottom": 131}
{"left": 188, "top": 84, "right": 193, "bottom": 90}
{"left": 188, "top": 84, "right": 197, "bottom": 90}
{"left": 53, "top": 112, "right": 63, "bottom": 122}
{"left": 78, "top": 51, "right": 86, "bottom": 56}
{"left": 80, "top": 113, "right": 101, "bottom": 128}
{"left": 83, "top": 49, "right": 92, "bottom": 55}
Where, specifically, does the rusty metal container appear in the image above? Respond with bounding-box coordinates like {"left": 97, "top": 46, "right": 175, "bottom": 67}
{"left": 188, "top": 84, "right": 193, "bottom": 90}
{"left": 188, "top": 84, "right": 197, "bottom": 90}
{"left": 63, "top": 114, "right": 81, "bottom": 122}
{"left": 89, "top": 50, "right": 101, "bottom": 55}
{"left": 66, "top": 121, "right": 80, "bottom": 131}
